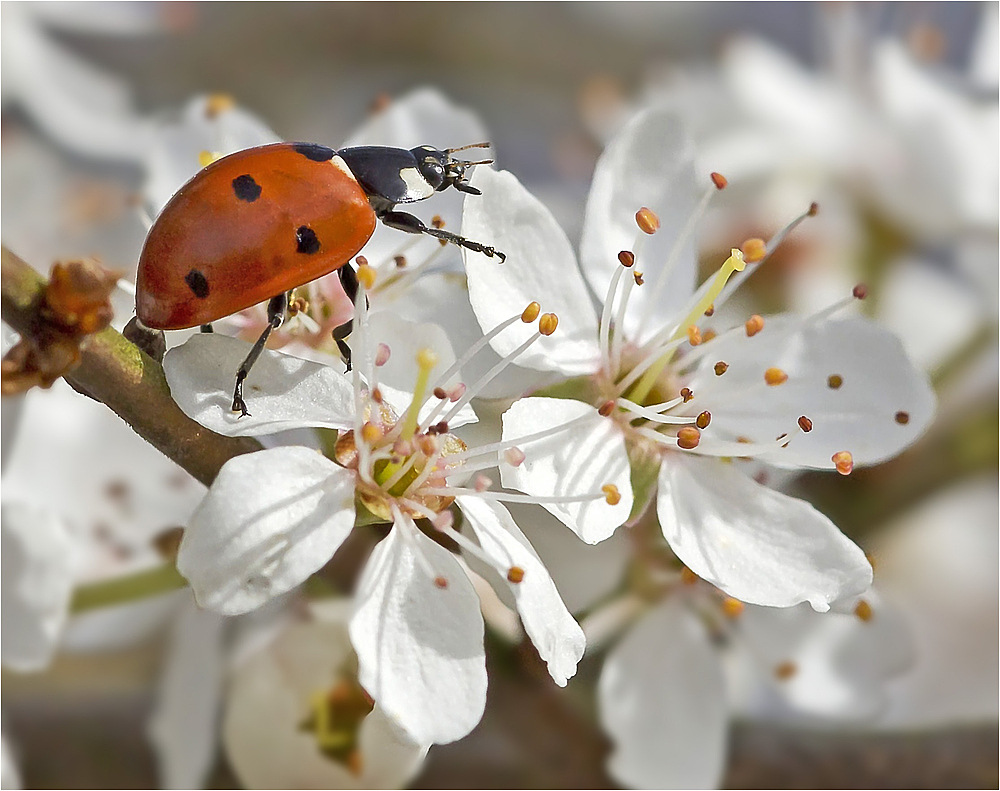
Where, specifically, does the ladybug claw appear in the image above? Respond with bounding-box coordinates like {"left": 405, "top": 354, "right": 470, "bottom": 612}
{"left": 231, "top": 396, "right": 251, "bottom": 418}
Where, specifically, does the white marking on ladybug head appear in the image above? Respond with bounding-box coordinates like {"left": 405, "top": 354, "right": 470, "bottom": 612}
{"left": 330, "top": 155, "right": 356, "bottom": 181}
{"left": 399, "top": 167, "right": 435, "bottom": 200}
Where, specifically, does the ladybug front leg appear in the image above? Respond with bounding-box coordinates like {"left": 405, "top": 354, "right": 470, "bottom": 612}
{"left": 331, "top": 264, "right": 361, "bottom": 372}
{"left": 378, "top": 210, "right": 507, "bottom": 263}
{"left": 232, "top": 292, "right": 287, "bottom": 417}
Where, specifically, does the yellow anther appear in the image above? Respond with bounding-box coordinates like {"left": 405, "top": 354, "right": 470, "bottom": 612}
{"left": 742, "top": 237, "right": 767, "bottom": 264}
{"left": 204, "top": 93, "right": 235, "bottom": 118}
{"left": 797, "top": 416, "right": 813, "bottom": 432}
{"left": 710, "top": 172, "right": 728, "bottom": 190}
{"left": 361, "top": 422, "right": 382, "bottom": 444}
{"left": 538, "top": 313, "right": 559, "bottom": 336}
{"left": 507, "top": 566, "right": 525, "bottom": 584}
{"left": 714, "top": 361, "right": 728, "bottom": 376}
{"left": 680, "top": 387, "right": 694, "bottom": 403}
{"left": 686, "top": 325, "right": 702, "bottom": 346}
{"left": 601, "top": 484, "right": 621, "bottom": 505}
{"left": 356, "top": 265, "right": 377, "bottom": 290}
{"left": 774, "top": 661, "right": 797, "bottom": 680}
{"left": 198, "top": 150, "right": 222, "bottom": 167}
{"left": 745, "top": 314, "right": 765, "bottom": 337}
{"left": 854, "top": 599, "right": 873, "bottom": 622}
{"left": 355, "top": 255, "right": 369, "bottom": 267}
{"left": 618, "top": 250, "right": 635, "bottom": 267}
{"left": 434, "top": 576, "right": 449, "bottom": 589}
{"left": 764, "top": 367, "right": 788, "bottom": 386}
{"left": 704, "top": 303, "right": 715, "bottom": 317}
{"left": 827, "top": 374, "right": 844, "bottom": 389}
{"left": 676, "top": 427, "right": 701, "bottom": 450}
{"left": 394, "top": 255, "right": 407, "bottom": 268}
{"left": 721, "top": 597, "right": 744, "bottom": 618}
{"left": 702, "top": 329, "right": 717, "bottom": 343}
{"left": 680, "top": 566, "right": 700, "bottom": 585}
{"left": 633, "top": 271, "right": 644, "bottom": 286}
{"left": 832, "top": 451, "right": 854, "bottom": 475}
{"left": 696, "top": 411, "right": 712, "bottom": 429}
{"left": 521, "top": 301, "right": 541, "bottom": 322}
{"left": 598, "top": 400, "right": 616, "bottom": 417}
{"left": 635, "top": 207, "right": 661, "bottom": 235}
{"left": 895, "top": 411, "right": 910, "bottom": 425}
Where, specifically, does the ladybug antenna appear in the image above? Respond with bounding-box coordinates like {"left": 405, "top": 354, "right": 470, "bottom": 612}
{"left": 445, "top": 141, "right": 491, "bottom": 155}
{"left": 455, "top": 158, "right": 494, "bottom": 167}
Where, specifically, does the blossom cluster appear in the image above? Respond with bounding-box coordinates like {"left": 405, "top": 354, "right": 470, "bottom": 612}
{"left": 6, "top": 11, "right": 987, "bottom": 785}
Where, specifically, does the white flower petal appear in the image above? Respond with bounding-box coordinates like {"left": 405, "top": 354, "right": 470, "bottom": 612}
{"left": 350, "top": 519, "right": 486, "bottom": 745}
{"left": 657, "top": 454, "right": 871, "bottom": 611}
{"left": 164, "top": 334, "right": 357, "bottom": 437}
{"left": 457, "top": 497, "right": 585, "bottom": 686}
{"left": 499, "top": 398, "right": 633, "bottom": 544}
{"left": 1, "top": 501, "right": 77, "bottom": 672}
{"left": 177, "top": 447, "right": 356, "bottom": 616}
{"left": 737, "top": 590, "right": 913, "bottom": 722}
{"left": 687, "top": 315, "right": 935, "bottom": 470}
{"left": 504, "top": 501, "right": 631, "bottom": 614}
{"left": 869, "top": 478, "right": 999, "bottom": 727}
{"left": 147, "top": 595, "right": 226, "bottom": 789}
{"left": 600, "top": 598, "right": 727, "bottom": 790}
{"left": 2, "top": 733, "right": 21, "bottom": 790}
{"left": 878, "top": 258, "right": 983, "bottom": 373}
{"left": 463, "top": 168, "right": 602, "bottom": 377}
{"left": 580, "top": 106, "right": 700, "bottom": 338}
{"left": 223, "top": 605, "right": 428, "bottom": 790}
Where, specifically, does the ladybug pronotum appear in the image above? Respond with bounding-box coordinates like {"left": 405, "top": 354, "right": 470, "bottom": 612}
{"left": 135, "top": 141, "right": 503, "bottom": 416}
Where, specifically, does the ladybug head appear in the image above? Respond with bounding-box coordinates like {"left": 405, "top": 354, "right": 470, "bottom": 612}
{"left": 410, "top": 142, "right": 492, "bottom": 196}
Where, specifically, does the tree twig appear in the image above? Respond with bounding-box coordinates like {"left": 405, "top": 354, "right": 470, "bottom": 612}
{"left": 1, "top": 246, "right": 262, "bottom": 486}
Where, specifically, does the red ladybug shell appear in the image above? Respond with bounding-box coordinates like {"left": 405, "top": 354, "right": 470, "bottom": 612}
{"left": 136, "top": 142, "right": 376, "bottom": 330}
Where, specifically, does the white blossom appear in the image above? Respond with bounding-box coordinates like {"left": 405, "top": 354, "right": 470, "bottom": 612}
{"left": 462, "top": 106, "right": 934, "bottom": 611}
{"left": 162, "top": 284, "right": 630, "bottom": 743}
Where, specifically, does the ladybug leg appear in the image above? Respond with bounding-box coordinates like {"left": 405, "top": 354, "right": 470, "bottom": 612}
{"left": 232, "top": 292, "right": 287, "bottom": 417}
{"left": 331, "top": 264, "right": 362, "bottom": 372}
{"left": 378, "top": 210, "right": 507, "bottom": 263}
{"left": 200, "top": 324, "right": 214, "bottom": 333}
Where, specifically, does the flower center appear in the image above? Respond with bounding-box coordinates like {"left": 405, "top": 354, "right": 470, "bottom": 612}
{"left": 585, "top": 194, "right": 833, "bottom": 461}
{"left": 299, "top": 675, "right": 374, "bottom": 775}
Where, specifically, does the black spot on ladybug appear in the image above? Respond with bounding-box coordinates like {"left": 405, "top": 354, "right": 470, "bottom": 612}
{"left": 296, "top": 226, "right": 320, "bottom": 255}
{"left": 292, "top": 143, "right": 335, "bottom": 162}
{"left": 232, "top": 174, "right": 262, "bottom": 202}
{"left": 184, "top": 269, "right": 210, "bottom": 299}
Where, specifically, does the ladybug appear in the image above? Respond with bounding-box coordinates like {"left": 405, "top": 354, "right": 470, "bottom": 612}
{"left": 136, "top": 141, "right": 504, "bottom": 416}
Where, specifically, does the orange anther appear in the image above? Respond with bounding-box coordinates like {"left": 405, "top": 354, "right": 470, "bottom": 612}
{"left": 635, "top": 207, "right": 661, "bottom": 235}
{"left": 764, "top": 367, "right": 788, "bottom": 386}
{"left": 832, "top": 451, "right": 854, "bottom": 475}
{"left": 676, "top": 427, "right": 701, "bottom": 450}
{"left": 742, "top": 237, "right": 767, "bottom": 264}
{"left": 745, "top": 314, "right": 765, "bottom": 337}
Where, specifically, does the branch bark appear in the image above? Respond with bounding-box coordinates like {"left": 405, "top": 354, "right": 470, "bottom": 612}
{"left": 1, "top": 246, "right": 262, "bottom": 486}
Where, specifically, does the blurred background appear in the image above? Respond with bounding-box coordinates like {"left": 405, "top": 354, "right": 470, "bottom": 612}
{"left": 2, "top": 2, "right": 997, "bottom": 788}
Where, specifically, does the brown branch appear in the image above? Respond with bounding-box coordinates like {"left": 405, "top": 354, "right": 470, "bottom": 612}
{"left": 1, "top": 246, "right": 262, "bottom": 486}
